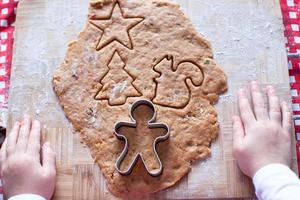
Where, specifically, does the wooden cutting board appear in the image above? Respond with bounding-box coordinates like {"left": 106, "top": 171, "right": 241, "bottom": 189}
{"left": 8, "top": 0, "right": 297, "bottom": 199}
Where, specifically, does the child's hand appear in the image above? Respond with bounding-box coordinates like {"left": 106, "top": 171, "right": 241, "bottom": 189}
{"left": 0, "top": 115, "right": 56, "bottom": 200}
{"left": 233, "top": 81, "right": 292, "bottom": 178}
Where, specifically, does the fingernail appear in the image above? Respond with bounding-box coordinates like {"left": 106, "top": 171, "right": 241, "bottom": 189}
{"left": 239, "top": 89, "right": 245, "bottom": 97}
{"left": 44, "top": 142, "right": 53, "bottom": 149}
{"left": 267, "top": 85, "right": 274, "bottom": 92}
{"left": 251, "top": 81, "right": 259, "bottom": 89}
{"left": 23, "top": 114, "right": 31, "bottom": 122}
{"left": 232, "top": 116, "right": 237, "bottom": 122}
{"left": 33, "top": 120, "right": 40, "bottom": 127}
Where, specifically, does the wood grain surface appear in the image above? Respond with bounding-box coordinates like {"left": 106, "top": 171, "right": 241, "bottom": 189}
{"left": 8, "top": 0, "right": 297, "bottom": 199}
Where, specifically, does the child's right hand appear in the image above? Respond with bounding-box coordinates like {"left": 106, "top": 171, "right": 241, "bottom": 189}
{"left": 0, "top": 115, "right": 56, "bottom": 200}
{"left": 233, "top": 81, "right": 293, "bottom": 178}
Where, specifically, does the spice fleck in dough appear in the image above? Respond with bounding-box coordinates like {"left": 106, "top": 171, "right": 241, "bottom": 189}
{"left": 53, "top": 0, "right": 227, "bottom": 197}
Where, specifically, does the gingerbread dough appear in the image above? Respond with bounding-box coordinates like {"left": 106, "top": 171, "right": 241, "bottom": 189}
{"left": 53, "top": 0, "right": 227, "bottom": 197}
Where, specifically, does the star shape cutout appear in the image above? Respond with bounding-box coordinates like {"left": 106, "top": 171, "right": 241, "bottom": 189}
{"left": 89, "top": 2, "right": 144, "bottom": 51}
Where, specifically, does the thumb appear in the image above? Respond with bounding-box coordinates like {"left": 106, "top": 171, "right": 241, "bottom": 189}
{"left": 0, "top": 138, "right": 7, "bottom": 176}
{"left": 42, "top": 142, "right": 56, "bottom": 175}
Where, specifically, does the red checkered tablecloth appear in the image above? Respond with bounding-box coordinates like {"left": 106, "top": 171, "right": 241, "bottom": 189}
{"left": 0, "top": 0, "right": 17, "bottom": 110}
{"left": 280, "top": 0, "right": 300, "bottom": 174}
{"left": 0, "top": 0, "right": 18, "bottom": 198}
{"left": 0, "top": 0, "right": 298, "bottom": 198}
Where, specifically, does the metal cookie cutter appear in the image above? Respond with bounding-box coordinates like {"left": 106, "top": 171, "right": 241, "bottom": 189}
{"left": 114, "top": 99, "right": 170, "bottom": 177}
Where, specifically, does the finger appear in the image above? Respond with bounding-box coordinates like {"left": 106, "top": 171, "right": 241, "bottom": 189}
{"left": 0, "top": 138, "right": 7, "bottom": 168}
{"left": 42, "top": 142, "right": 56, "bottom": 176}
{"left": 27, "top": 120, "right": 41, "bottom": 160}
{"left": 267, "top": 86, "right": 281, "bottom": 123}
{"left": 238, "top": 88, "right": 255, "bottom": 127}
{"left": 232, "top": 116, "right": 245, "bottom": 147}
{"left": 250, "top": 81, "right": 268, "bottom": 120}
{"left": 16, "top": 114, "right": 32, "bottom": 152}
{"left": 6, "top": 121, "right": 20, "bottom": 157}
{"left": 281, "top": 101, "right": 292, "bottom": 138}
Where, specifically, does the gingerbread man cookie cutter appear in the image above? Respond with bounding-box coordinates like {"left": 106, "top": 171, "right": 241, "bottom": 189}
{"left": 114, "top": 99, "right": 170, "bottom": 177}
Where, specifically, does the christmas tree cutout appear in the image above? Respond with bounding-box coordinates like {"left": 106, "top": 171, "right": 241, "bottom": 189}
{"left": 95, "top": 51, "right": 141, "bottom": 105}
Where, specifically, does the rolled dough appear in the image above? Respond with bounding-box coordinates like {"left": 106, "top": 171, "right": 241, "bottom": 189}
{"left": 53, "top": 0, "right": 227, "bottom": 197}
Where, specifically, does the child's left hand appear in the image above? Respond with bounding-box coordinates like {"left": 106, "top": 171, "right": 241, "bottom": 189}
{"left": 233, "top": 82, "right": 292, "bottom": 178}
{"left": 0, "top": 114, "right": 56, "bottom": 200}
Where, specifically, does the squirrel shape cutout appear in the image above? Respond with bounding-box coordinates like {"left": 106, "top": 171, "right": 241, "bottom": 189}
{"left": 153, "top": 55, "right": 204, "bottom": 109}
